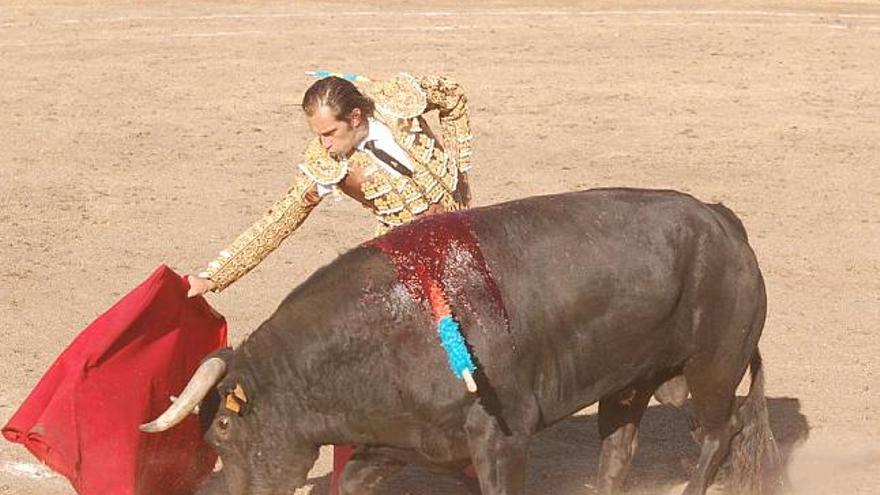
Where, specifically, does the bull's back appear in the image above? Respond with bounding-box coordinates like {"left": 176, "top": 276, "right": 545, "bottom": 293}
{"left": 244, "top": 188, "right": 761, "bottom": 444}
{"left": 465, "top": 188, "right": 760, "bottom": 426}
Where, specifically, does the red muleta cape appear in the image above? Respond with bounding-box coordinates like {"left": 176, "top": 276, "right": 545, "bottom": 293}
{"left": 3, "top": 265, "right": 227, "bottom": 495}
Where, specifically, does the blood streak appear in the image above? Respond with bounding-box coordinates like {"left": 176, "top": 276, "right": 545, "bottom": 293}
{"left": 365, "top": 212, "right": 508, "bottom": 326}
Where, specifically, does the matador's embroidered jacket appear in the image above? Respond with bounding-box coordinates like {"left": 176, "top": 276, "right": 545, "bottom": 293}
{"left": 200, "top": 73, "right": 473, "bottom": 291}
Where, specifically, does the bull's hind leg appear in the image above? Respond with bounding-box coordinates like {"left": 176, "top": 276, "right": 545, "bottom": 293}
{"left": 596, "top": 382, "right": 654, "bottom": 495}
{"left": 680, "top": 358, "right": 746, "bottom": 495}
{"left": 464, "top": 403, "right": 529, "bottom": 495}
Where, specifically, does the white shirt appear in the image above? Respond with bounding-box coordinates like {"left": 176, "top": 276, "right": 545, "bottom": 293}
{"left": 316, "top": 118, "right": 415, "bottom": 197}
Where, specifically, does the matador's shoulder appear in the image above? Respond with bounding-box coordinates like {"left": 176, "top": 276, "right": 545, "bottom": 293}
{"left": 362, "top": 73, "right": 427, "bottom": 120}
{"left": 298, "top": 138, "right": 348, "bottom": 186}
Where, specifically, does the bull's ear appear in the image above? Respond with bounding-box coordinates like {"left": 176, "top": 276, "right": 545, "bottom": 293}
{"left": 223, "top": 382, "right": 249, "bottom": 416}
{"left": 224, "top": 394, "right": 242, "bottom": 414}
{"left": 233, "top": 383, "right": 248, "bottom": 403}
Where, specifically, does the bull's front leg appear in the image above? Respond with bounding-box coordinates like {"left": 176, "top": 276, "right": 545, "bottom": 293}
{"left": 464, "top": 403, "right": 529, "bottom": 495}
{"left": 596, "top": 383, "right": 654, "bottom": 495}
{"left": 339, "top": 447, "right": 405, "bottom": 495}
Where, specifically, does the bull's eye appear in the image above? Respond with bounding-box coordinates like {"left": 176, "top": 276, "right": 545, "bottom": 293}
{"left": 218, "top": 416, "right": 230, "bottom": 431}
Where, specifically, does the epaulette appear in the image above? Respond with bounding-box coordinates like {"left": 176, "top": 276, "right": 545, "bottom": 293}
{"left": 362, "top": 73, "right": 427, "bottom": 120}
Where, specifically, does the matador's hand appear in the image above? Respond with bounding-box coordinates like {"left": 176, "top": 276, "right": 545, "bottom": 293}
{"left": 186, "top": 275, "right": 217, "bottom": 298}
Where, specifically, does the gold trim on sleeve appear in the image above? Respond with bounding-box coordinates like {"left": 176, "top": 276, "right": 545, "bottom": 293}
{"left": 203, "top": 176, "right": 320, "bottom": 291}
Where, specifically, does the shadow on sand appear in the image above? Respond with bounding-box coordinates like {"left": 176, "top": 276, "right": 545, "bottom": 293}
{"left": 305, "top": 397, "right": 808, "bottom": 494}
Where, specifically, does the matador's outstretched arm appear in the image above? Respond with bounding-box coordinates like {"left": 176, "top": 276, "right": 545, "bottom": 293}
{"left": 199, "top": 175, "right": 322, "bottom": 292}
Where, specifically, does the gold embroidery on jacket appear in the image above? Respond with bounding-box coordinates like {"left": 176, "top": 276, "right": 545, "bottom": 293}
{"left": 418, "top": 75, "right": 473, "bottom": 173}
{"left": 363, "top": 73, "right": 427, "bottom": 119}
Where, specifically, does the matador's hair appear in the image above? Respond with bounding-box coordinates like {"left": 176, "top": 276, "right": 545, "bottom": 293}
{"left": 301, "top": 76, "right": 375, "bottom": 122}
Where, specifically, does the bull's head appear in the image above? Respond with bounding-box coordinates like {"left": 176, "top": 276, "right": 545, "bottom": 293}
{"left": 140, "top": 355, "right": 318, "bottom": 495}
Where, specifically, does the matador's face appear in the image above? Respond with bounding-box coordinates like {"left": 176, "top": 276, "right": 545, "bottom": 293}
{"left": 307, "top": 105, "right": 366, "bottom": 158}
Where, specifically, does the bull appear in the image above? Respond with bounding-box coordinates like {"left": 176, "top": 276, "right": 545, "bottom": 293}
{"left": 142, "top": 188, "right": 781, "bottom": 495}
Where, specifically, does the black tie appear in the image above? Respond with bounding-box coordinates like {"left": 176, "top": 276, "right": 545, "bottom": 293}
{"left": 364, "top": 140, "right": 412, "bottom": 177}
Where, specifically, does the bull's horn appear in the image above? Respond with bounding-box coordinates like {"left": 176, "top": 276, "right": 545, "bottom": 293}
{"left": 139, "top": 357, "right": 227, "bottom": 433}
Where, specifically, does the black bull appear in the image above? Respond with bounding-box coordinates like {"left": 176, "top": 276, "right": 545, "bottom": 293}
{"left": 143, "top": 188, "right": 782, "bottom": 495}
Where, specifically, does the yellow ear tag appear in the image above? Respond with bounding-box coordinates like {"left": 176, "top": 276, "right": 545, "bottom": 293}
{"left": 224, "top": 383, "right": 248, "bottom": 414}
{"left": 233, "top": 383, "right": 248, "bottom": 403}
{"left": 224, "top": 393, "right": 241, "bottom": 414}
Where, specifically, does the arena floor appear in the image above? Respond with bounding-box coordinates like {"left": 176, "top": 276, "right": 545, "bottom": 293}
{"left": 1, "top": 1, "right": 878, "bottom": 494}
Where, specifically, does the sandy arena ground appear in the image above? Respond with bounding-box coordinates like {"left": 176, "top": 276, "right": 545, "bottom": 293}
{"left": 1, "top": 1, "right": 878, "bottom": 494}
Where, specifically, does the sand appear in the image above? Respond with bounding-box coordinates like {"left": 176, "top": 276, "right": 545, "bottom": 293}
{"left": 1, "top": 1, "right": 878, "bottom": 493}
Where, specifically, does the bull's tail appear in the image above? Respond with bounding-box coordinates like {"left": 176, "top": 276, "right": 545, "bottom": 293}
{"left": 727, "top": 349, "right": 788, "bottom": 494}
